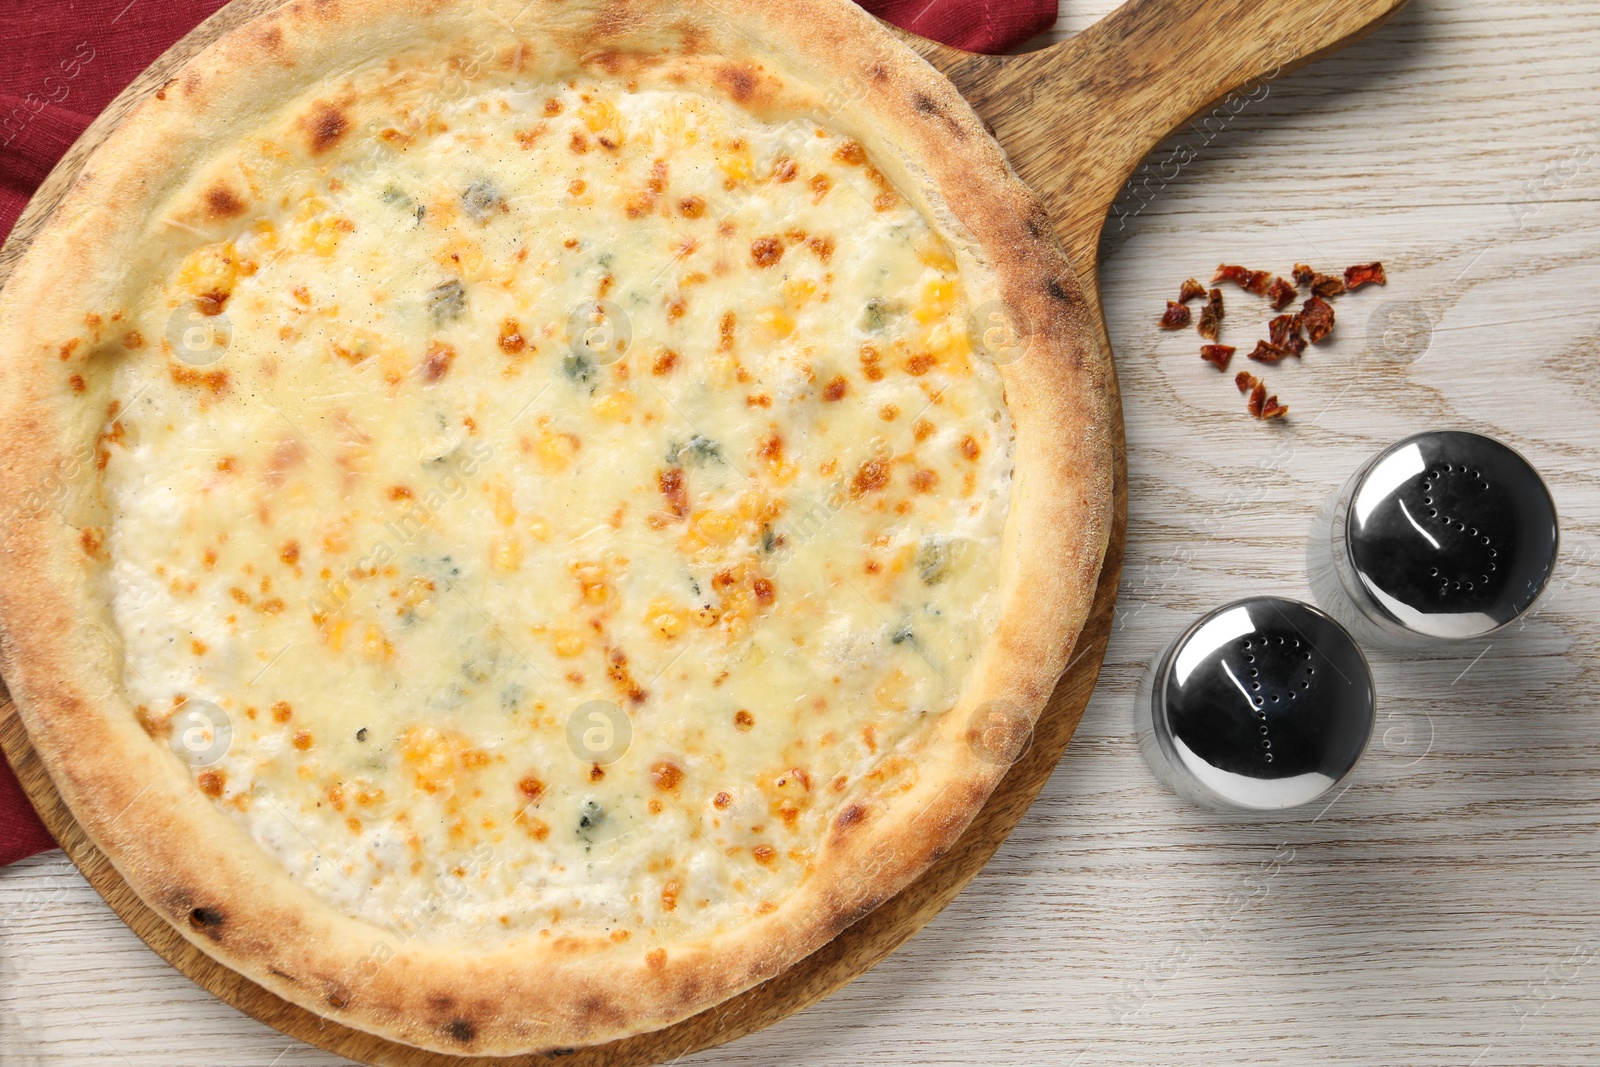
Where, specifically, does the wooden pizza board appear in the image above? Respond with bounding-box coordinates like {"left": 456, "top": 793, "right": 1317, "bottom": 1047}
{"left": 0, "top": 0, "right": 1406, "bottom": 1061}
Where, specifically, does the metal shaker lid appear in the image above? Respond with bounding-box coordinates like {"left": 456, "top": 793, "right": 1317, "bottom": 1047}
{"left": 1342, "top": 431, "right": 1558, "bottom": 639}
{"left": 1155, "top": 597, "right": 1374, "bottom": 810}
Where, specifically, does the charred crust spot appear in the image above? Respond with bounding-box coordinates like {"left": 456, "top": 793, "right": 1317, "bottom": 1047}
{"left": 1025, "top": 207, "right": 1050, "bottom": 241}
{"left": 912, "top": 92, "right": 941, "bottom": 116}
{"left": 577, "top": 993, "right": 624, "bottom": 1028}
{"left": 868, "top": 62, "right": 889, "bottom": 83}
{"left": 204, "top": 185, "right": 247, "bottom": 219}
{"left": 715, "top": 63, "right": 758, "bottom": 103}
{"left": 188, "top": 906, "right": 225, "bottom": 934}
{"left": 835, "top": 803, "right": 867, "bottom": 832}
{"left": 1047, "top": 278, "right": 1074, "bottom": 304}
{"left": 306, "top": 102, "right": 350, "bottom": 154}
{"left": 444, "top": 1018, "right": 476, "bottom": 1044}
{"left": 267, "top": 967, "right": 298, "bottom": 984}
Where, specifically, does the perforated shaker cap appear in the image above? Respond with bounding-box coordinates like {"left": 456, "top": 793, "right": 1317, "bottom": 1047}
{"left": 1342, "top": 431, "right": 1558, "bottom": 639}
{"left": 1155, "top": 598, "right": 1374, "bottom": 811}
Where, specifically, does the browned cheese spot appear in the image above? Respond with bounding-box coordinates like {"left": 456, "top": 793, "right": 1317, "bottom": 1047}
{"left": 651, "top": 760, "right": 684, "bottom": 792}
{"left": 421, "top": 341, "right": 455, "bottom": 382}
{"left": 851, "top": 458, "right": 890, "bottom": 496}
{"left": 750, "top": 236, "right": 783, "bottom": 268}
{"left": 498, "top": 318, "right": 526, "bottom": 353}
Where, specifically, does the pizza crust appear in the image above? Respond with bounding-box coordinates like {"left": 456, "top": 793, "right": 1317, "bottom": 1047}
{"left": 0, "top": 0, "right": 1110, "bottom": 1053}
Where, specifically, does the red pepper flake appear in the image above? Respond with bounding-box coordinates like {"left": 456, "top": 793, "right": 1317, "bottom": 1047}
{"left": 1343, "top": 261, "right": 1386, "bottom": 290}
{"left": 1198, "top": 288, "right": 1223, "bottom": 341}
{"left": 1200, "top": 344, "right": 1235, "bottom": 370}
{"left": 1235, "top": 371, "right": 1287, "bottom": 418}
{"left": 1212, "top": 264, "right": 1274, "bottom": 295}
{"left": 1291, "top": 262, "right": 1345, "bottom": 297}
{"left": 1268, "top": 313, "right": 1303, "bottom": 353}
{"left": 1266, "top": 276, "right": 1298, "bottom": 310}
{"left": 1247, "top": 339, "right": 1289, "bottom": 363}
{"left": 1160, "top": 301, "right": 1191, "bottom": 329}
{"left": 1281, "top": 332, "right": 1307, "bottom": 358}
{"left": 1179, "top": 278, "right": 1206, "bottom": 303}
{"left": 1301, "top": 295, "right": 1335, "bottom": 343}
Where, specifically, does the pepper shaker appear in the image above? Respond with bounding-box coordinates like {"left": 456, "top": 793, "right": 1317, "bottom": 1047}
{"left": 1308, "top": 430, "right": 1559, "bottom": 649}
{"left": 1136, "top": 597, "right": 1375, "bottom": 811}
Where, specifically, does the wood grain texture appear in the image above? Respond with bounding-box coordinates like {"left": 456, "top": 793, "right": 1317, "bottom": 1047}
{"left": 6, "top": 0, "right": 1599, "bottom": 1064}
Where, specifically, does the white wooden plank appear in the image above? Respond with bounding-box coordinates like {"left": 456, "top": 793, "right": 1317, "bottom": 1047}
{"left": 3, "top": 0, "right": 1598, "bottom": 1063}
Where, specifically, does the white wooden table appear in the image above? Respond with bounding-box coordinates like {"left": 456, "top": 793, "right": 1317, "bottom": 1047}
{"left": 4, "top": 0, "right": 1599, "bottom": 1062}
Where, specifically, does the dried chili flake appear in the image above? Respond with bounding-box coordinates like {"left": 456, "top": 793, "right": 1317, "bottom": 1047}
{"left": 1212, "top": 264, "right": 1274, "bottom": 295}
{"left": 1280, "top": 332, "right": 1307, "bottom": 358}
{"left": 1343, "top": 261, "right": 1386, "bottom": 290}
{"left": 1200, "top": 344, "right": 1235, "bottom": 370}
{"left": 1292, "top": 262, "right": 1345, "bottom": 297}
{"left": 1268, "top": 313, "right": 1302, "bottom": 351}
{"left": 1247, "top": 381, "right": 1267, "bottom": 417}
{"left": 1160, "top": 301, "right": 1191, "bottom": 329}
{"left": 1179, "top": 278, "right": 1207, "bottom": 303}
{"left": 1235, "top": 370, "right": 1259, "bottom": 394}
{"left": 1301, "top": 295, "right": 1335, "bottom": 343}
{"left": 1198, "top": 288, "right": 1223, "bottom": 341}
{"left": 1247, "top": 339, "right": 1289, "bottom": 363}
{"left": 1259, "top": 394, "right": 1289, "bottom": 419}
{"left": 1266, "top": 276, "right": 1299, "bottom": 309}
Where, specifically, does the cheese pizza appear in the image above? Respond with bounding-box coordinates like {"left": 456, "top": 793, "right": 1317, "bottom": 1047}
{"left": 0, "top": 0, "right": 1111, "bottom": 1053}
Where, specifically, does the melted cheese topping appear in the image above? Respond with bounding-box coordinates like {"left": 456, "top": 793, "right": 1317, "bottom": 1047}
{"left": 100, "top": 72, "right": 1012, "bottom": 942}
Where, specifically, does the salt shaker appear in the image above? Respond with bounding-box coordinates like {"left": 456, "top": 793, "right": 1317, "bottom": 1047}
{"left": 1308, "top": 430, "right": 1558, "bottom": 648}
{"left": 1137, "top": 597, "right": 1375, "bottom": 811}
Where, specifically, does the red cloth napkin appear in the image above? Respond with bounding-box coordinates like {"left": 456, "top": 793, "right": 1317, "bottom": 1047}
{"left": 0, "top": 0, "right": 1054, "bottom": 868}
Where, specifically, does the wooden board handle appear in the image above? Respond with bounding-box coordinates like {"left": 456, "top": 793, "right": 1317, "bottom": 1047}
{"left": 903, "top": 0, "right": 1409, "bottom": 266}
